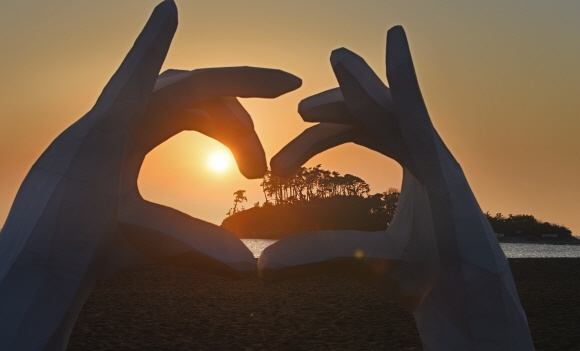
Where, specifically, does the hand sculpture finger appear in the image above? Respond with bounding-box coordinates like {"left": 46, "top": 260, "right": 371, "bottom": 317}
{"left": 132, "top": 68, "right": 301, "bottom": 177}
{"left": 192, "top": 97, "right": 268, "bottom": 179}
{"left": 330, "top": 48, "right": 415, "bottom": 170}
{"left": 271, "top": 88, "right": 393, "bottom": 177}
{"left": 271, "top": 123, "right": 368, "bottom": 177}
{"left": 135, "top": 96, "right": 266, "bottom": 179}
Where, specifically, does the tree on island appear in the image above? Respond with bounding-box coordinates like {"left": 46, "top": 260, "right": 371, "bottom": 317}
{"left": 226, "top": 190, "right": 247, "bottom": 217}
{"left": 260, "top": 165, "right": 371, "bottom": 204}
{"left": 484, "top": 212, "right": 572, "bottom": 238}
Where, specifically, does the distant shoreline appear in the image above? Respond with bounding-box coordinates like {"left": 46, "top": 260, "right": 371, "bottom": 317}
{"left": 239, "top": 233, "right": 580, "bottom": 245}
{"left": 497, "top": 236, "right": 580, "bottom": 246}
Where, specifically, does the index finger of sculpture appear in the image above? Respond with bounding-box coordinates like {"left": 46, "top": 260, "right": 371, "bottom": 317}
{"left": 330, "top": 48, "right": 412, "bottom": 168}
{"left": 192, "top": 97, "right": 267, "bottom": 179}
{"left": 192, "top": 97, "right": 255, "bottom": 138}
{"left": 270, "top": 123, "right": 389, "bottom": 178}
{"left": 136, "top": 95, "right": 256, "bottom": 154}
{"left": 139, "top": 67, "right": 301, "bottom": 161}
{"left": 271, "top": 123, "right": 362, "bottom": 177}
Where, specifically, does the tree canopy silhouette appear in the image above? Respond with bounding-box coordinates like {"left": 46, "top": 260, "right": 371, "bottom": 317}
{"left": 226, "top": 190, "right": 247, "bottom": 217}
{"left": 259, "top": 165, "right": 371, "bottom": 205}
{"left": 223, "top": 165, "right": 399, "bottom": 239}
{"left": 484, "top": 212, "right": 571, "bottom": 237}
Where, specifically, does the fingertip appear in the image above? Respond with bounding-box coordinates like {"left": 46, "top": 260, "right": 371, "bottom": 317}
{"left": 386, "top": 25, "right": 412, "bottom": 71}
{"left": 239, "top": 158, "right": 268, "bottom": 179}
{"left": 330, "top": 47, "right": 357, "bottom": 67}
{"left": 287, "top": 72, "right": 303, "bottom": 90}
{"left": 241, "top": 68, "right": 302, "bottom": 97}
{"left": 270, "top": 154, "right": 296, "bottom": 179}
{"left": 387, "top": 25, "right": 404, "bottom": 35}
{"left": 155, "top": 0, "right": 178, "bottom": 21}
{"left": 274, "top": 70, "right": 302, "bottom": 95}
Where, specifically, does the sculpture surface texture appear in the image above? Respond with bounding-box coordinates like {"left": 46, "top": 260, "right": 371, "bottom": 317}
{"left": 0, "top": 1, "right": 301, "bottom": 350}
{"left": 258, "top": 26, "right": 534, "bottom": 350}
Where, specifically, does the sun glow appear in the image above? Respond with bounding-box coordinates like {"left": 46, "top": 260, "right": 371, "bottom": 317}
{"left": 208, "top": 152, "right": 230, "bottom": 173}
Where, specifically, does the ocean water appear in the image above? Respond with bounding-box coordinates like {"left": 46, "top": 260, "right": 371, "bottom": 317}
{"left": 500, "top": 243, "right": 580, "bottom": 258}
{"left": 242, "top": 239, "right": 277, "bottom": 258}
{"left": 241, "top": 239, "right": 580, "bottom": 259}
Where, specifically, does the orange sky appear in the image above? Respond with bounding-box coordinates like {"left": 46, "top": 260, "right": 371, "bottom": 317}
{"left": 1, "top": 0, "right": 579, "bottom": 234}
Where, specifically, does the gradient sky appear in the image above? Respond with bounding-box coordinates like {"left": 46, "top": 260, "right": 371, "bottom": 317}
{"left": 1, "top": 0, "right": 579, "bottom": 234}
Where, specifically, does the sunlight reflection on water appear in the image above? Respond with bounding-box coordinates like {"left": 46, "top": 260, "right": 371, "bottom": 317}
{"left": 242, "top": 239, "right": 580, "bottom": 259}
{"left": 241, "top": 239, "right": 277, "bottom": 258}
{"left": 500, "top": 243, "right": 580, "bottom": 258}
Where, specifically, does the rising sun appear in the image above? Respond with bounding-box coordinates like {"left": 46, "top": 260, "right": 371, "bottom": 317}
{"left": 208, "top": 152, "right": 230, "bottom": 172}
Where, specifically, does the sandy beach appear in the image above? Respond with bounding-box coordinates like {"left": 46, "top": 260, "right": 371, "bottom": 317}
{"left": 67, "top": 258, "right": 580, "bottom": 350}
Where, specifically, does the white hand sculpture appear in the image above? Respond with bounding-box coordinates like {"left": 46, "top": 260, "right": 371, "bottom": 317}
{"left": 258, "top": 26, "right": 534, "bottom": 350}
{"left": 0, "top": 1, "right": 301, "bottom": 350}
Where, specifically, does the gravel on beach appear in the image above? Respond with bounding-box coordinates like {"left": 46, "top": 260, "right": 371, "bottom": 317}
{"left": 68, "top": 258, "right": 580, "bottom": 350}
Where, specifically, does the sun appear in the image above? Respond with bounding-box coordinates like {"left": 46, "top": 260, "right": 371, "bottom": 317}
{"left": 208, "top": 152, "right": 230, "bottom": 173}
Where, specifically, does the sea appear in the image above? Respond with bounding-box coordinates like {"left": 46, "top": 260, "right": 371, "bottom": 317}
{"left": 241, "top": 238, "right": 580, "bottom": 259}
